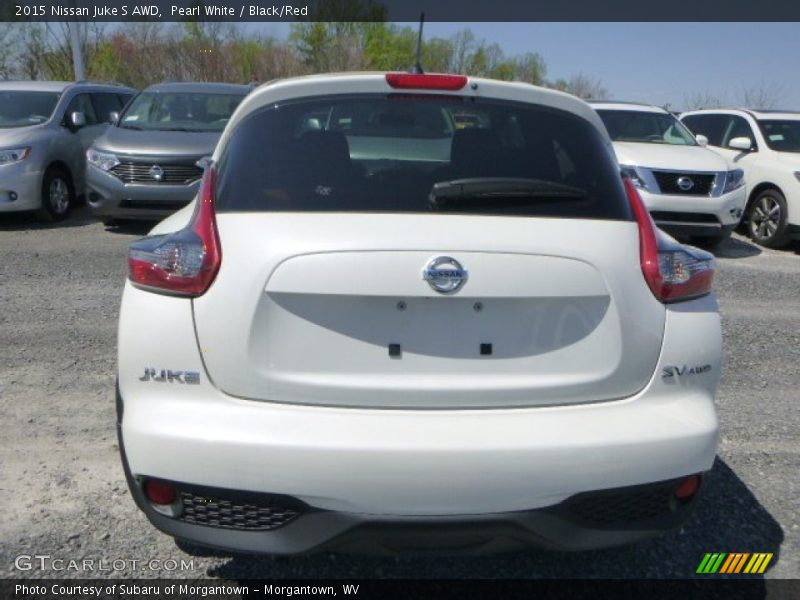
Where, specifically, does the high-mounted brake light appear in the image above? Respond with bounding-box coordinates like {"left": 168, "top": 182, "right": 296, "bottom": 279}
{"left": 385, "top": 73, "right": 468, "bottom": 91}
{"left": 624, "top": 177, "right": 715, "bottom": 303}
{"left": 127, "top": 166, "right": 221, "bottom": 297}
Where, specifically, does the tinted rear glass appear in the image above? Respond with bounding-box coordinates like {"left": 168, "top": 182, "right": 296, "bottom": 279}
{"left": 216, "top": 94, "right": 630, "bottom": 220}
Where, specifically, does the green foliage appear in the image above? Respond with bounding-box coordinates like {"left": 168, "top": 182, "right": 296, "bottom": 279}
{"left": 2, "top": 22, "right": 607, "bottom": 100}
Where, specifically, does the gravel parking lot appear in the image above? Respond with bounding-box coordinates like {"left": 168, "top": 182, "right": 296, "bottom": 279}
{"left": 1, "top": 208, "right": 798, "bottom": 580}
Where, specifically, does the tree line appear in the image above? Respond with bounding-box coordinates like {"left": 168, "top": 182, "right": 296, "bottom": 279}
{"left": 0, "top": 22, "right": 608, "bottom": 99}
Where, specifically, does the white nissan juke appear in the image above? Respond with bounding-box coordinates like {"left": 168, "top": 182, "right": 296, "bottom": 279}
{"left": 117, "top": 73, "right": 721, "bottom": 555}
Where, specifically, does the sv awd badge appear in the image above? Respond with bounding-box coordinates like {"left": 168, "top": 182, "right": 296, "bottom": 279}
{"left": 662, "top": 364, "right": 712, "bottom": 379}
{"left": 139, "top": 368, "right": 200, "bottom": 384}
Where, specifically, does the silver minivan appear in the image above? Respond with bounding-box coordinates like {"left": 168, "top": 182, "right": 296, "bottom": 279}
{"left": 0, "top": 80, "right": 136, "bottom": 221}
{"left": 86, "top": 82, "right": 251, "bottom": 223}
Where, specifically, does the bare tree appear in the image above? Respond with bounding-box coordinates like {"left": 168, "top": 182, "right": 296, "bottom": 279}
{"left": 550, "top": 73, "right": 608, "bottom": 100}
{"left": 449, "top": 29, "right": 476, "bottom": 74}
{"left": 683, "top": 90, "right": 725, "bottom": 111}
{"left": 738, "top": 80, "right": 784, "bottom": 110}
{"left": 16, "top": 24, "right": 48, "bottom": 79}
{"left": 0, "top": 24, "right": 16, "bottom": 79}
{"left": 512, "top": 52, "right": 547, "bottom": 85}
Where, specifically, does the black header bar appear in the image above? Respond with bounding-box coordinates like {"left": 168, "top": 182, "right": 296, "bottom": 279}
{"left": 4, "top": 0, "right": 800, "bottom": 22}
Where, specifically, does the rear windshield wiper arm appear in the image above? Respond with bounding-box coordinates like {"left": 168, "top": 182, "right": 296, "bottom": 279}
{"left": 429, "top": 178, "right": 587, "bottom": 207}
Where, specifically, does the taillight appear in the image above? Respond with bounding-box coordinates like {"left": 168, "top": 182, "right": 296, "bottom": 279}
{"left": 385, "top": 73, "right": 468, "bottom": 91}
{"left": 128, "top": 166, "right": 221, "bottom": 297}
{"left": 624, "top": 178, "right": 715, "bottom": 303}
{"left": 674, "top": 475, "right": 702, "bottom": 501}
{"left": 143, "top": 479, "right": 177, "bottom": 505}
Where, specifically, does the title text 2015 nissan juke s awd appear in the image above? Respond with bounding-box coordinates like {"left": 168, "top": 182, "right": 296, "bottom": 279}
{"left": 117, "top": 73, "right": 721, "bottom": 555}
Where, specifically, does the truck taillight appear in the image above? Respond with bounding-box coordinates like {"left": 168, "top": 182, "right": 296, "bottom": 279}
{"left": 128, "top": 166, "right": 221, "bottom": 297}
{"left": 624, "top": 177, "right": 715, "bottom": 303}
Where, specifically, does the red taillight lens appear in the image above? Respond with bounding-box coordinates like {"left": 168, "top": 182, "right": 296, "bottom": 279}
{"left": 144, "top": 479, "right": 177, "bottom": 505}
{"left": 674, "top": 474, "right": 702, "bottom": 500}
{"left": 385, "top": 73, "right": 468, "bottom": 91}
{"left": 624, "top": 177, "right": 715, "bottom": 303}
{"left": 128, "top": 166, "right": 221, "bottom": 297}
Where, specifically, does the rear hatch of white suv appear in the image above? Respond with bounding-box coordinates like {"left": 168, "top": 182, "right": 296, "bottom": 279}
{"left": 187, "top": 77, "right": 667, "bottom": 409}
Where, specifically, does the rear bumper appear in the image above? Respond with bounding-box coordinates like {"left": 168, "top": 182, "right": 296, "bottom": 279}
{"left": 120, "top": 382, "right": 718, "bottom": 518}
{"left": 119, "top": 431, "right": 702, "bottom": 555}
{"left": 86, "top": 164, "right": 197, "bottom": 220}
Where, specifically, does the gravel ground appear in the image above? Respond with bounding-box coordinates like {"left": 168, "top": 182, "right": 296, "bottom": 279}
{"left": 1, "top": 208, "right": 798, "bottom": 580}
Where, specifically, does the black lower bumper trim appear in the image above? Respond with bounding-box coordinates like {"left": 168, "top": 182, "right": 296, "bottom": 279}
{"left": 657, "top": 222, "right": 736, "bottom": 239}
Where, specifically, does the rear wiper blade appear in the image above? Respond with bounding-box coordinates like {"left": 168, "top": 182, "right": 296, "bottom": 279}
{"left": 119, "top": 124, "right": 143, "bottom": 130}
{"left": 429, "top": 178, "right": 587, "bottom": 207}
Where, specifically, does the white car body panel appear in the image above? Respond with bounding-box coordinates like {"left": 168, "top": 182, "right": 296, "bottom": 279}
{"left": 118, "top": 74, "right": 722, "bottom": 550}
{"left": 191, "top": 214, "right": 665, "bottom": 409}
{"left": 613, "top": 141, "right": 731, "bottom": 173}
{"left": 681, "top": 109, "right": 800, "bottom": 228}
{"left": 120, "top": 280, "right": 719, "bottom": 515}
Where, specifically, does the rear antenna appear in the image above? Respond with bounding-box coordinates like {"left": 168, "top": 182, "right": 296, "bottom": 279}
{"left": 410, "top": 13, "right": 425, "bottom": 74}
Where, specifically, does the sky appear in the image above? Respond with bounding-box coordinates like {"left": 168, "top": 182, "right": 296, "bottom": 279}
{"left": 253, "top": 22, "right": 800, "bottom": 110}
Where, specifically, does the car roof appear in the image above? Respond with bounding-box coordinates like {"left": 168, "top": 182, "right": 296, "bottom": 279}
{"left": 681, "top": 107, "right": 800, "bottom": 120}
{"left": 143, "top": 81, "right": 253, "bottom": 94}
{"left": 746, "top": 109, "right": 800, "bottom": 120}
{"left": 0, "top": 80, "right": 136, "bottom": 94}
{"left": 0, "top": 80, "right": 72, "bottom": 93}
{"left": 589, "top": 100, "right": 668, "bottom": 114}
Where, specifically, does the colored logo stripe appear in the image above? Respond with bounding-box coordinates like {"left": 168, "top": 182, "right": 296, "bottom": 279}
{"left": 697, "top": 553, "right": 726, "bottom": 574}
{"left": 744, "top": 553, "right": 773, "bottom": 574}
{"left": 719, "top": 553, "right": 749, "bottom": 573}
{"left": 698, "top": 552, "right": 773, "bottom": 574}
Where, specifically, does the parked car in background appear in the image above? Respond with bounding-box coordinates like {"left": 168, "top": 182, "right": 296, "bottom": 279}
{"left": 118, "top": 73, "right": 721, "bottom": 556}
{"left": 0, "top": 80, "right": 135, "bottom": 221}
{"left": 86, "top": 82, "right": 252, "bottom": 224}
{"left": 592, "top": 101, "right": 746, "bottom": 247}
{"left": 680, "top": 108, "right": 800, "bottom": 248}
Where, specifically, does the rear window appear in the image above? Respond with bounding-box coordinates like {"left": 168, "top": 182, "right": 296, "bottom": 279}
{"left": 216, "top": 94, "right": 630, "bottom": 220}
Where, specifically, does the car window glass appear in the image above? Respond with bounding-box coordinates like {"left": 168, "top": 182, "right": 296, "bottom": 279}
{"left": 119, "top": 92, "right": 245, "bottom": 131}
{"left": 91, "top": 93, "right": 122, "bottom": 123}
{"left": 757, "top": 120, "right": 800, "bottom": 153}
{"left": 117, "top": 93, "right": 135, "bottom": 109}
{"left": 216, "top": 94, "right": 631, "bottom": 221}
{"left": 722, "top": 116, "right": 757, "bottom": 149}
{"left": 597, "top": 110, "right": 696, "bottom": 145}
{"left": 681, "top": 114, "right": 727, "bottom": 146}
{"left": 0, "top": 91, "right": 61, "bottom": 128}
{"left": 64, "top": 93, "right": 98, "bottom": 126}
